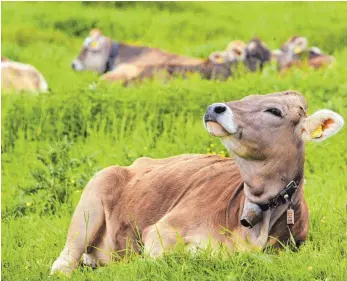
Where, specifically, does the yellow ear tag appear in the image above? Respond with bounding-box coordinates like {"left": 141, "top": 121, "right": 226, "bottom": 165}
{"left": 294, "top": 47, "right": 302, "bottom": 54}
{"left": 310, "top": 125, "right": 323, "bottom": 139}
{"left": 91, "top": 41, "right": 99, "bottom": 49}
{"left": 216, "top": 57, "right": 224, "bottom": 64}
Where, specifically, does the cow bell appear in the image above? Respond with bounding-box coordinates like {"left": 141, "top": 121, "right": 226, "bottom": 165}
{"left": 240, "top": 202, "right": 264, "bottom": 228}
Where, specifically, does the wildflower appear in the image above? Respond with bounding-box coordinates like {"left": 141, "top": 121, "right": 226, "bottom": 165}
{"left": 308, "top": 266, "right": 313, "bottom": 270}
{"left": 26, "top": 202, "right": 32, "bottom": 207}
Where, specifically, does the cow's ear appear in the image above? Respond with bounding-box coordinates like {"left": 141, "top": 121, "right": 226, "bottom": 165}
{"left": 301, "top": 109, "right": 344, "bottom": 142}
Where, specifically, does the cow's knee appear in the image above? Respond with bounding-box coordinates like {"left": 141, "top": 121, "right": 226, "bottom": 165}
{"left": 142, "top": 222, "right": 179, "bottom": 257}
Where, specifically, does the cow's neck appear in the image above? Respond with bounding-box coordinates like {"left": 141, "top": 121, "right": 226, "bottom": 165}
{"left": 230, "top": 152, "right": 305, "bottom": 250}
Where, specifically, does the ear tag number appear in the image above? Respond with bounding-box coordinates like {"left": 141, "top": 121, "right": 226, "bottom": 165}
{"left": 287, "top": 206, "right": 295, "bottom": 225}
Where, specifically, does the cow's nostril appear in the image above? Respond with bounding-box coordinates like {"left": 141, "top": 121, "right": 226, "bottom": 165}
{"left": 214, "top": 105, "right": 227, "bottom": 114}
{"left": 71, "top": 63, "right": 76, "bottom": 69}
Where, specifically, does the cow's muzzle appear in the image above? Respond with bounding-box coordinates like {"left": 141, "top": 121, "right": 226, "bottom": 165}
{"left": 71, "top": 59, "right": 84, "bottom": 71}
{"left": 240, "top": 202, "right": 264, "bottom": 228}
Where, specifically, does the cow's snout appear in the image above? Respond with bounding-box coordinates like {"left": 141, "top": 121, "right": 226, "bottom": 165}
{"left": 205, "top": 103, "right": 228, "bottom": 122}
{"left": 71, "top": 59, "right": 84, "bottom": 71}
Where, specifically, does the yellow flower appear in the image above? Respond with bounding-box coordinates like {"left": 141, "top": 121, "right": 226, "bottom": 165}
{"left": 308, "top": 266, "right": 313, "bottom": 270}
{"left": 26, "top": 202, "right": 32, "bottom": 207}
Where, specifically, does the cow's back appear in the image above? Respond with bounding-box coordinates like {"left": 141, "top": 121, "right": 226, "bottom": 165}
{"left": 1, "top": 61, "right": 48, "bottom": 93}
{"left": 116, "top": 43, "right": 203, "bottom": 67}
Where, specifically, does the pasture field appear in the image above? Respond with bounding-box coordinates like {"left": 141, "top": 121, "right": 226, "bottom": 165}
{"left": 1, "top": 2, "right": 347, "bottom": 281}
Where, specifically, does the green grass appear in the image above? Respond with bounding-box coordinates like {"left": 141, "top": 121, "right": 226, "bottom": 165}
{"left": 1, "top": 2, "right": 347, "bottom": 281}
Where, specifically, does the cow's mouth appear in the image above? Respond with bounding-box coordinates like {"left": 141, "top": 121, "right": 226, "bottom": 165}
{"left": 205, "top": 120, "right": 229, "bottom": 137}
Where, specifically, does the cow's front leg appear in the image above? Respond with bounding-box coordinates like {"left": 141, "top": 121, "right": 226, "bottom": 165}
{"left": 142, "top": 220, "right": 181, "bottom": 257}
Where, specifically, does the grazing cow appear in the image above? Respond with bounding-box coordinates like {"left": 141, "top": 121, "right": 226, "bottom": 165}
{"left": 1, "top": 57, "right": 48, "bottom": 93}
{"left": 72, "top": 28, "right": 203, "bottom": 82}
{"left": 51, "top": 90, "right": 344, "bottom": 275}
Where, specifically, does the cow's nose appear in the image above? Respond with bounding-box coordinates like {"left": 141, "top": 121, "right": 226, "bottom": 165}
{"left": 209, "top": 103, "right": 227, "bottom": 115}
{"left": 214, "top": 105, "right": 227, "bottom": 114}
{"left": 71, "top": 62, "right": 76, "bottom": 70}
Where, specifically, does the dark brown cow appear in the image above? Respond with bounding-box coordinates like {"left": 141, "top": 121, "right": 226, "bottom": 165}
{"left": 244, "top": 38, "right": 271, "bottom": 72}
{"left": 51, "top": 91, "right": 344, "bottom": 275}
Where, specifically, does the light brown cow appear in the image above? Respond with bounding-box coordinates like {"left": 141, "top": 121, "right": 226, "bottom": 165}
{"left": 271, "top": 37, "right": 335, "bottom": 74}
{"left": 51, "top": 91, "right": 344, "bottom": 275}
{"left": 1, "top": 57, "right": 48, "bottom": 93}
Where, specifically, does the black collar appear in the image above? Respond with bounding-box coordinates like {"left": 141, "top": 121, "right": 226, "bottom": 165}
{"left": 258, "top": 174, "right": 302, "bottom": 211}
{"left": 104, "top": 41, "right": 119, "bottom": 73}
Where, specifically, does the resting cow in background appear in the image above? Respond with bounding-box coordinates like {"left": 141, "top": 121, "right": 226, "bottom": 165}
{"left": 1, "top": 57, "right": 48, "bottom": 93}
{"left": 72, "top": 28, "right": 204, "bottom": 82}
{"left": 51, "top": 90, "right": 344, "bottom": 275}
{"left": 122, "top": 48, "right": 246, "bottom": 84}
{"left": 244, "top": 38, "right": 271, "bottom": 71}
{"left": 272, "top": 36, "right": 334, "bottom": 74}
{"left": 224, "top": 39, "right": 271, "bottom": 72}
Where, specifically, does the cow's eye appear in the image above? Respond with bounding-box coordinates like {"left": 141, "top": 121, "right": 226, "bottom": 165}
{"left": 265, "top": 108, "right": 282, "bottom": 117}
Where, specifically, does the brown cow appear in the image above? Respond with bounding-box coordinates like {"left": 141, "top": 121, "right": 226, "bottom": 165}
{"left": 272, "top": 37, "right": 334, "bottom": 74}
{"left": 115, "top": 51, "right": 238, "bottom": 84}
{"left": 1, "top": 57, "right": 48, "bottom": 93}
{"left": 72, "top": 28, "right": 203, "bottom": 81}
{"left": 51, "top": 91, "right": 344, "bottom": 275}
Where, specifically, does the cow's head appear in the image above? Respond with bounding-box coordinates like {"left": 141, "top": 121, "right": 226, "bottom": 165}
{"left": 244, "top": 38, "right": 271, "bottom": 71}
{"left": 225, "top": 40, "right": 247, "bottom": 62}
{"left": 281, "top": 36, "right": 308, "bottom": 55}
{"left": 208, "top": 51, "right": 227, "bottom": 64}
{"left": 204, "top": 91, "right": 344, "bottom": 227}
{"left": 72, "top": 29, "right": 114, "bottom": 74}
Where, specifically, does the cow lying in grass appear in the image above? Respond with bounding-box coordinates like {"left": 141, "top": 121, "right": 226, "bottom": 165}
{"left": 272, "top": 36, "right": 335, "bottom": 74}
{"left": 72, "top": 28, "right": 205, "bottom": 82}
{"left": 1, "top": 57, "right": 48, "bottom": 93}
{"left": 72, "top": 29, "right": 271, "bottom": 84}
{"left": 126, "top": 38, "right": 271, "bottom": 84}
{"left": 51, "top": 90, "right": 344, "bottom": 275}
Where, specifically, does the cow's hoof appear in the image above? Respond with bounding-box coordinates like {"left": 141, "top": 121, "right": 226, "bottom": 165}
{"left": 50, "top": 259, "right": 74, "bottom": 276}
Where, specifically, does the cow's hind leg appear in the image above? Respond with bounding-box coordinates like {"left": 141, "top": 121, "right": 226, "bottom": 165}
{"left": 51, "top": 169, "right": 114, "bottom": 275}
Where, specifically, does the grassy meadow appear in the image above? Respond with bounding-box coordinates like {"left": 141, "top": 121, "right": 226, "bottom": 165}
{"left": 1, "top": 2, "right": 347, "bottom": 281}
